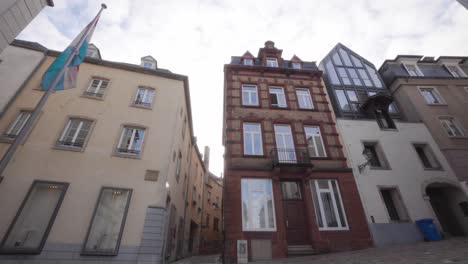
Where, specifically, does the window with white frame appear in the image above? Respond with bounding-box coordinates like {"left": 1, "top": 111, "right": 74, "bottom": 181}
{"left": 57, "top": 118, "right": 92, "bottom": 148}
{"left": 266, "top": 57, "right": 278, "bottom": 67}
{"left": 84, "top": 78, "right": 109, "bottom": 98}
{"left": 304, "top": 126, "right": 327, "bottom": 158}
{"left": 310, "top": 179, "right": 348, "bottom": 230}
{"left": 243, "top": 123, "right": 263, "bottom": 156}
{"left": 243, "top": 58, "right": 253, "bottom": 66}
{"left": 439, "top": 117, "right": 465, "bottom": 137}
{"left": 269, "top": 87, "right": 287, "bottom": 108}
{"left": 117, "top": 126, "right": 146, "bottom": 155}
{"left": 296, "top": 88, "right": 314, "bottom": 109}
{"left": 403, "top": 63, "right": 423, "bottom": 77}
{"left": 413, "top": 143, "right": 441, "bottom": 169}
{"left": 4, "top": 110, "right": 31, "bottom": 139}
{"left": 241, "top": 178, "right": 276, "bottom": 231}
{"left": 419, "top": 87, "right": 445, "bottom": 105}
{"left": 241, "top": 85, "right": 259, "bottom": 106}
{"left": 134, "top": 87, "right": 155, "bottom": 107}
{"left": 292, "top": 62, "right": 301, "bottom": 69}
{"left": 0, "top": 181, "right": 68, "bottom": 253}
{"left": 445, "top": 65, "right": 466, "bottom": 78}
{"left": 82, "top": 187, "right": 132, "bottom": 255}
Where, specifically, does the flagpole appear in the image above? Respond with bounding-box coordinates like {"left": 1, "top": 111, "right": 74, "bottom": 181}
{"left": 0, "top": 4, "right": 107, "bottom": 180}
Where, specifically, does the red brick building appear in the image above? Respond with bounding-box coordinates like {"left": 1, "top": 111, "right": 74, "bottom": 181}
{"left": 222, "top": 41, "right": 372, "bottom": 263}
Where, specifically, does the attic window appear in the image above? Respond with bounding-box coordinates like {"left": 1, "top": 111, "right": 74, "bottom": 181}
{"left": 86, "top": 50, "right": 96, "bottom": 57}
{"left": 266, "top": 57, "right": 278, "bottom": 67}
{"left": 243, "top": 58, "right": 253, "bottom": 66}
{"left": 143, "top": 62, "right": 154, "bottom": 69}
{"left": 292, "top": 62, "right": 301, "bottom": 69}
{"left": 445, "top": 65, "right": 466, "bottom": 78}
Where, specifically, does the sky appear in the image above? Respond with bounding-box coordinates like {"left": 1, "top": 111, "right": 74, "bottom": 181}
{"left": 18, "top": 0, "right": 468, "bottom": 176}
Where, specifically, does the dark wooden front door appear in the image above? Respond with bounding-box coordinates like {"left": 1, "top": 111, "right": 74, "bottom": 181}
{"left": 281, "top": 181, "right": 309, "bottom": 245}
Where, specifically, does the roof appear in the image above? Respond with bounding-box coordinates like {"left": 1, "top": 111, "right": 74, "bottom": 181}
{"left": 379, "top": 55, "right": 468, "bottom": 72}
{"left": 228, "top": 56, "right": 319, "bottom": 71}
{"left": 320, "top": 42, "right": 378, "bottom": 69}
{"left": 10, "top": 39, "right": 195, "bottom": 142}
{"left": 141, "top": 55, "right": 157, "bottom": 62}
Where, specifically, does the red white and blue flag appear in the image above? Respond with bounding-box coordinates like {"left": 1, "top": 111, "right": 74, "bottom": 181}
{"left": 41, "top": 11, "right": 102, "bottom": 91}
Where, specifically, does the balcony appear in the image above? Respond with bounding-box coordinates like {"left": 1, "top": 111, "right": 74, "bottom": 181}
{"left": 270, "top": 148, "right": 313, "bottom": 168}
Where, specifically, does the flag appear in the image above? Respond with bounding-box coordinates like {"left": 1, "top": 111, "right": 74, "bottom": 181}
{"left": 41, "top": 11, "right": 102, "bottom": 91}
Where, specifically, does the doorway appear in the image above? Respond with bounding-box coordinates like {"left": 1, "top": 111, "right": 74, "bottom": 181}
{"left": 281, "top": 181, "right": 309, "bottom": 245}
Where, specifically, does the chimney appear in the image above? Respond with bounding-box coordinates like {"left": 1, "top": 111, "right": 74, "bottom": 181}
{"left": 203, "top": 146, "right": 210, "bottom": 171}
{"left": 265, "top": 40, "right": 275, "bottom": 49}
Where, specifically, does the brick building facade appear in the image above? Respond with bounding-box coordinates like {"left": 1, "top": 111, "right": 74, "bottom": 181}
{"left": 222, "top": 41, "right": 372, "bottom": 263}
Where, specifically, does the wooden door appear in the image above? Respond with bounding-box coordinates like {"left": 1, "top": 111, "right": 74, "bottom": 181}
{"left": 281, "top": 181, "right": 309, "bottom": 245}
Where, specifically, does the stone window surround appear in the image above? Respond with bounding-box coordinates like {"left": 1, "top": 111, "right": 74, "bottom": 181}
{"left": 113, "top": 123, "right": 149, "bottom": 159}
{"left": 53, "top": 115, "right": 96, "bottom": 153}
{"left": 81, "top": 76, "right": 111, "bottom": 101}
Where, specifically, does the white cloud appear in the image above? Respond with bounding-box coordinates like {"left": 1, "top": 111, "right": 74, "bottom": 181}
{"left": 17, "top": 0, "right": 468, "bottom": 176}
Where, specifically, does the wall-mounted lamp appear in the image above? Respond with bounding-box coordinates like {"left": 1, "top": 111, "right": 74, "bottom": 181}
{"left": 358, "top": 148, "right": 374, "bottom": 173}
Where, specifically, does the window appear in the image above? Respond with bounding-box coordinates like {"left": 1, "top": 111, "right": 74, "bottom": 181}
{"left": 325, "top": 61, "right": 340, "bottom": 85}
{"left": 445, "top": 65, "right": 466, "bottom": 78}
{"left": 274, "top": 125, "right": 296, "bottom": 163}
{"left": 336, "top": 90, "right": 350, "bottom": 111}
{"left": 241, "top": 85, "right": 259, "bottom": 106}
{"left": 339, "top": 49, "right": 352, "bottom": 66}
{"left": 86, "top": 49, "right": 96, "bottom": 57}
{"left": 348, "top": 69, "right": 362, "bottom": 86}
{"left": 337, "top": 68, "right": 351, "bottom": 85}
{"left": 439, "top": 117, "right": 465, "bottom": 137}
{"left": 292, "top": 62, "right": 301, "bottom": 69}
{"left": 213, "top": 217, "right": 219, "bottom": 231}
{"left": 336, "top": 89, "right": 359, "bottom": 112}
{"left": 241, "top": 179, "right": 276, "bottom": 231}
{"left": 215, "top": 196, "right": 220, "bottom": 207}
{"left": 205, "top": 214, "right": 210, "bottom": 227}
{"left": 365, "top": 64, "right": 383, "bottom": 88}
{"left": 117, "top": 126, "right": 145, "bottom": 155}
{"left": 82, "top": 188, "right": 132, "bottom": 255}
{"left": 310, "top": 179, "right": 348, "bottom": 230}
{"left": 3, "top": 110, "right": 31, "bottom": 139}
{"left": 419, "top": 87, "right": 445, "bottom": 105}
{"left": 243, "top": 123, "right": 263, "bottom": 156}
{"left": 296, "top": 88, "right": 314, "bottom": 109}
{"left": 243, "top": 58, "right": 253, "bottom": 66}
{"left": 363, "top": 142, "right": 389, "bottom": 169}
{"left": 281, "top": 181, "right": 302, "bottom": 200}
{"left": 143, "top": 62, "right": 153, "bottom": 69}
{"left": 57, "top": 118, "right": 93, "bottom": 149}
{"left": 374, "top": 109, "right": 396, "bottom": 129}
{"left": 134, "top": 87, "right": 155, "bottom": 108}
{"left": 192, "top": 186, "right": 196, "bottom": 203}
{"left": 380, "top": 188, "right": 409, "bottom": 222}
{"left": 358, "top": 69, "right": 373, "bottom": 86}
{"left": 207, "top": 191, "right": 211, "bottom": 201}
{"left": 0, "top": 181, "right": 68, "bottom": 253}
{"left": 182, "top": 117, "right": 187, "bottom": 139}
{"left": 403, "top": 63, "right": 423, "bottom": 77}
{"left": 304, "top": 126, "right": 327, "bottom": 158}
{"left": 84, "top": 78, "right": 109, "bottom": 98}
{"left": 332, "top": 53, "right": 342, "bottom": 66}
{"left": 175, "top": 152, "right": 182, "bottom": 182}
{"left": 413, "top": 144, "right": 441, "bottom": 169}
{"left": 269, "top": 87, "right": 287, "bottom": 108}
{"left": 350, "top": 54, "right": 363, "bottom": 67}
{"left": 266, "top": 57, "right": 278, "bottom": 67}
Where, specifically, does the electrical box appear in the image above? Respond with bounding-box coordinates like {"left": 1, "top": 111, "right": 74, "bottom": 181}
{"left": 237, "top": 240, "right": 248, "bottom": 263}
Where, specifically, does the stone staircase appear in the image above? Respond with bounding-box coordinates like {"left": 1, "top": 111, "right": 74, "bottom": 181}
{"left": 287, "top": 245, "right": 315, "bottom": 257}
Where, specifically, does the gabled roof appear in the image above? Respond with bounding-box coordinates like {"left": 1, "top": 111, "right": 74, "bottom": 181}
{"left": 87, "top": 43, "right": 102, "bottom": 59}
{"left": 141, "top": 55, "right": 157, "bottom": 62}
{"left": 290, "top": 55, "right": 302, "bottom": 62}
{"left": 320, "top": 42, "right": 378, "bottom": 69}
{"left": 241, "top": 51, "right": 254, "bottom": 58}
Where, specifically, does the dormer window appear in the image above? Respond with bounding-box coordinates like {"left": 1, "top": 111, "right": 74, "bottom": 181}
{"left": 143, "top": 62, "right": 154, "bottom": 69}
{"left": 243, "top": 58, "right": 253, "bottom": 66}
{"left": 292, "top": 62, "right": 301, "bottom": 69}
{"left": 140, "top": 56, "right": 157, "bottom": 70}
{"left": 403, "top": 63, "right": 423, "bottom": 77}
{"left": 266, "top": 57, "right": 278, "bottom": 67}
{"left": 86, "top": 49, "right": 96, "bottom": 57}
{"left": 445, "top": 65, "right": 466, "bottom": 78}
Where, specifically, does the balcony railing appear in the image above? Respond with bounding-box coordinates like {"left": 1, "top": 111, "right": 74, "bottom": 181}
{"left": 270, "top": 148, "right": 312, "bottom": 167}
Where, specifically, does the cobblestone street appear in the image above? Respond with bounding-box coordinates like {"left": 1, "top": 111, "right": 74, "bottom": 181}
{"left": 174, "top": 238, "right": 468, "bottom": 264}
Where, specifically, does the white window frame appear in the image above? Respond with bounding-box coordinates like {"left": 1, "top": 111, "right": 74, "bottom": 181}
{"left": 241, "top": 85, "right": 259, "bottom": 106}
{"left": 439, "top": 116, "right": 465, "bottom": 137}
{"left": 85, "top": 78, "right": 109, "bottom": 98}
{"left": 266, "top": 57, "right": 278, "bottom": 67}
{"left": 304, "top": 126, "right": 327, "bottom": 158}
{"left": 57, "top": 118, "right": 92, "bottom": 149}
{"left": 296, "top": 88, "right": 314, "bottom": 109}
{"left": 142, "top": 61, "right": 154, "bottom": 69}
{"left": 117, "top": 126, "right": 146, "bottom": 154}
{"left": 241, "top": 178, "right": 277, "bottom": 232}
{"left": 418, "top": 87, "right": 446, "bottom": 105}
{"left": 134, "top": 87, "right": 155, "bottom": 107}
{"left": 292, "top": 62, "right": 301, "bottom": 69}
{"left": 445, "top": 64, "right": 467, "bottom": 78}
{"left": 402, "top": 63, "right": 424, "bottom": 77}
{"left": 243, "top": 123, "right": 263, "bottom": 156}
{"left": 310, "top": 179, "right": 348, "bottom": 231}
{"left": 269, "top": 87, "right": 287, "bottom": 108}
{"left": 4, "top": 110, "right": 32, "bottom": 138}
{"left": 243, "top": 58, "right": 253, "bottom": 66}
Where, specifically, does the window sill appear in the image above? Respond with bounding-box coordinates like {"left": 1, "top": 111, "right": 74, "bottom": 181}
{"left": 241, "top": 104, "right": 261, "bottom": 108}
{"left": 448, "top": 136, "right": 467, "bottom": 139}
{"left": 113, "top": 152, "right": 142, "bottom": 159}
{"left": 131, "top": 103, "right": 153, "bottom": 110}
{"left": 53, "top": 145, "right": 85, "bottom": 152}
{"left": 242, "top": 154, "right": 266, "bottom": 158}
{"left": 309, "top": 156, "right": 330, "bottom": 160}
{"left": 0, "top": 249, "right": 42, "bottom": 255}
{"left": 423, "top": 167, "right": 444, "bottom": 171}
{"left": 0, "top": 137, "right": 14, "bottom": 144}
{"left": 379, "top": 128, "right": 398, "bottom": 131}
{"left": 243, "top": 228, "right": 277, "bottom": 232}
{"left": 297, "top": 107, "right": 316, "bottom": 112}
{"left": 80, "top": 252, "right": 118, "bottom": 256}
{"left": 270, "top": 106, "right": 290, "bottom": 110}
{"left": 369, "top": 166, "right": 391, "bottom": 170}
{"left": 81, "top": 94, "right": 105, "bottom": 101}
{"left": 318, "top": 227, "right": 349, "bottom": 232}
{"left": 426, "top": 103, "right": 447, "bottom": 106}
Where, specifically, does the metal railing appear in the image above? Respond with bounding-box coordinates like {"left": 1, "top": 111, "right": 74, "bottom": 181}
{"left": 270, "top": 148, "right": 311, "bottom": 167}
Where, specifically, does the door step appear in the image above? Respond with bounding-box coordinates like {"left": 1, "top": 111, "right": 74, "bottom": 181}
{"left": 287, "top": 245, "right": 315, "bottom": 257}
